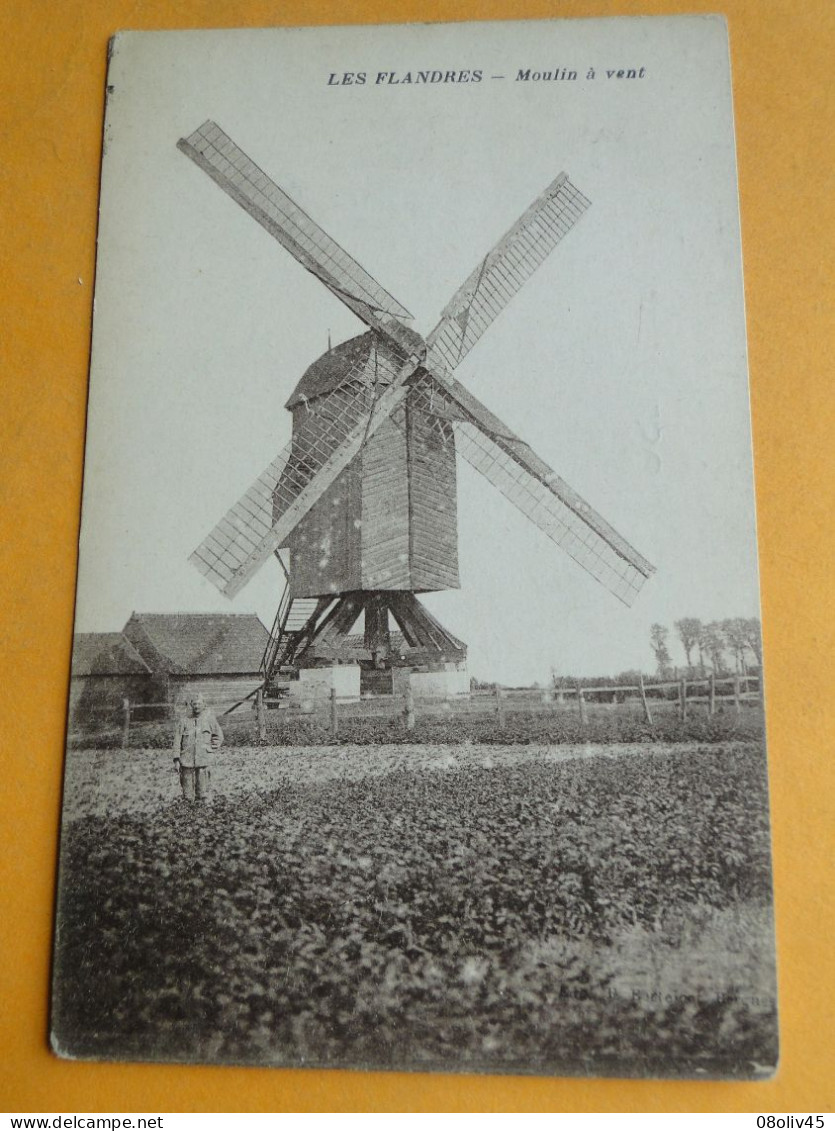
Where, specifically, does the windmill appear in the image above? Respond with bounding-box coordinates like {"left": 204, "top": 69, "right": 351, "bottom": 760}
{"left": 178, "top": 121, "right": 655, "bottom": 696}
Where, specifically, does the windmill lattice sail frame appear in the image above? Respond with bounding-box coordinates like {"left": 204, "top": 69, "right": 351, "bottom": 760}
{"left": 179, "top": 120, "right": 654, "bottom": 681}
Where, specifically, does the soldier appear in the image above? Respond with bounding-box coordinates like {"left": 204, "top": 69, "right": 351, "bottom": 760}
{"left": 173, "top": 692, "right": 223, "bottom": 803}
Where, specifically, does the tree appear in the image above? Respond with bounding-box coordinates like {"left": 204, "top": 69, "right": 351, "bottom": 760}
{"left": 721, "top": 617, "right": 748, "bottom": 673}
{"left": 696, "top": 632, "right": 707, "bottom": 676}
{"left": 470, "top": 677, "right": 499, "bottom": 691}
{"left": 741, "top": 617, "right": 763, "bottom": 667}
{"left": 649, "top": 624, "right": 673, "bottom": 679}
{"left": 675, "top": 618, "right": 702, "bottom": 673}
{"left": 617, "top": 669, "right": 643, "bottom": 686}
{"left": 700, "top": 621, "right": 727, "bottom": 674}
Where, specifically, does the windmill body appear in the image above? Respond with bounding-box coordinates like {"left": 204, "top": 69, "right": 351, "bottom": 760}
{"left": 283, "top": 331, "right": 459, "bottom": 600}
{"left": 279, "top": 329, "right": 465, "bottom": 694}
{"left": 178, "top": 121, "right": 655, "bottom": 697}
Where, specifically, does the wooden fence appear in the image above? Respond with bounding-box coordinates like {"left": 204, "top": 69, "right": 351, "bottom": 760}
{"left": 70, "top": 672, "right": 763, "bottom": 747}
{"left": 553, "top": 672, "right": 763, "bottom": 725}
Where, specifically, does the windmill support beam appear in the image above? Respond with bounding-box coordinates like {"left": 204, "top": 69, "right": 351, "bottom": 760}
{"left": 387, "top": 592, "right": 465, "bottom": 656}
{"left": 364, "top": 594, "right": 391, "bottom": 660}
{"left": 288, "top": 591, "right": 467, "bottom": 697}
{"left": 305, "top": 593, "right": 366, "bottom": 655}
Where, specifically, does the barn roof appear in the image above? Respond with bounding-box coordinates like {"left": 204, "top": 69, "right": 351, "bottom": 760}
{"left": 124, "top": 613, "right": 269, "bottom": 675}
{"left": 285, "top": 332, "right": 374, "bottom": 409}
{"left": 71, "top": 633, "right": 152, "bottom": 677}
{"left": 308, "top": 629, "right": 410, "bottom": 662}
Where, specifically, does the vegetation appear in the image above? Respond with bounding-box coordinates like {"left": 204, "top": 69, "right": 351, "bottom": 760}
{"left": 650, "top": 623, "right": 673, "bottom": 679}
{"left": 665, "top": 616, "right": 763, "bottom": 679}
{"left": 71, "top": 700, "right": 765, "bottom": 750}
{"left": 53, "top": 742, "right": 777, "bottom": 1075}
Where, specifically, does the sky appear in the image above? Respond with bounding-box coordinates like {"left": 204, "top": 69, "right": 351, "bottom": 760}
{"left": 73, "top": 16, "right": 763, "bottom": 685}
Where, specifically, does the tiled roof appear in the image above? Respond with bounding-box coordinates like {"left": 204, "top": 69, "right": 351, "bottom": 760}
{"left": 304, "top": 629, "right": 407, "bottom": 662}
{"left": 71, "top": 633, "right": 152, "bottom": 677}
{"left": 125, "top": 613, "right": 269, "bottom": 675}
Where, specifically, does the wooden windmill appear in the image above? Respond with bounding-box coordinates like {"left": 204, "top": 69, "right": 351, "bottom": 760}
{"left": 178, "top": 121, "right": 655, "bottom": 694}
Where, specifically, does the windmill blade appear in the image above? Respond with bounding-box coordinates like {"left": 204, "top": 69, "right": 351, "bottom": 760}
{"left": 190, "top": 344, "right": 418, "bottom": 598}
{"left": 190, "top": 438, "right": 298, "bottom": 594}
{"left": 455, "top": 423, "right": 654, "bottom": 605}
{"left": 183, "top": 142, "right": 602, "bottom": 598}
{"left": 425, "top": 175, "right": 590, "bottom": 377}
{"left": 178, "top": 121, "right": 418, "bottom": 354}
{"left": 408, "top": 375, "right": 655, "bottom": 606}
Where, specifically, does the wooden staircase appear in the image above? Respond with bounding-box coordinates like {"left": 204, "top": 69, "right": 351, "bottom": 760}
{"left": 261, "top": 585, "right": 327, "bottom": 681}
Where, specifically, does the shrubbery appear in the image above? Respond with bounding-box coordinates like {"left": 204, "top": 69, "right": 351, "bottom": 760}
{"left": 53, "top": 744, "right": 776, "bottom": 1075}
{"left": 75, "top": 703, "right": 765, "bottom": 750}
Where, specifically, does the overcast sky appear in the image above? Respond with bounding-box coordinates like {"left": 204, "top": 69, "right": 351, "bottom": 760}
{"left": 74, "top": 16, "right": 762, "bottom": 684}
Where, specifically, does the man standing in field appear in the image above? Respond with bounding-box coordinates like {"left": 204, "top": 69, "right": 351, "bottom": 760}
{"left": 173, "top": 691, "right": 223, "bottom": 803}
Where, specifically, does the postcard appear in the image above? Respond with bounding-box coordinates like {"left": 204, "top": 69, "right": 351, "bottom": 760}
{"left": 52, "top": 15, "right": 777, "bottom": 1078}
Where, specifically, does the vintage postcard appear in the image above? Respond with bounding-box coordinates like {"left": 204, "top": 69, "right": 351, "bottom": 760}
{"left": 52, "top": 16, "right": 778, "bottom": 1078}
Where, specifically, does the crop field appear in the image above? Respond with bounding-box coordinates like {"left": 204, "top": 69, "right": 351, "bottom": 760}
{"left": 52, "top": 740, "right": 778, "bottom": 1078}
{"left": 74, "top": 697, "right": 766, "bottom": 751}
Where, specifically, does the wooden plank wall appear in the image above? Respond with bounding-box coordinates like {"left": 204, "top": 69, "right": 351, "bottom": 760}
{"left": 288, "top": 397, "right": 363, "bottom": 597}
{"left": 286, "top": 393, "right": 459, "bottom": 597}
{"left": 360, "top": 410, "right": 411, "bottom": 589}
{"left": 407, "top": 406, "right": 460, "bottom": 592}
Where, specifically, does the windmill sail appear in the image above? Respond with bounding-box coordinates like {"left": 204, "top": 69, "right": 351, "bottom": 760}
{"left": 177, "top": 122, "right": 418, "bottom": 356}
{"left": 407, "top": 374, "right": 655, "bottom": 605}
{"left": 190, "top": 348, "right": 419, "bottom": 598}
{"left": 425, "top": 175, "right": 590, "bottom": 375}
{"left": 179, "top": 125, "right": 650, "bottom": 604}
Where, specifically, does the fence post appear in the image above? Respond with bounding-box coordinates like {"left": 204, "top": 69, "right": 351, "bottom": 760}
{"left": 256, "top": 688, "right": 267, "bottom": 741}
{"left": 708, "top": 673, "right": 716, "bottom": 716}
{"left": 679, "top": 678, "right": 687, "bottom": 721}
{"left": 495, "top": 686, "right": 505, "bottom": 727}
{"left": 733, "top": 673, "right": 741, "bottom": 714}
{"left": 121, "top": 698, "right": 130, "bottom": 749}
{"left": 576, "top": 683, "right": 587, "bottom": 726}
{"left": 403, "top": 682, "right": 415, "bottom": 731}
{"left": 638, "top": 673, "right": 653, "bottom": 724}
{"left": 330, "top": 687, "right": 338, "bottom": 738}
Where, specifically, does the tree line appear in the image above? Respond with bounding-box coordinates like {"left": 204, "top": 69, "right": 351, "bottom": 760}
{"left": 649, "top": 617, "right": 762, "bottom": 680}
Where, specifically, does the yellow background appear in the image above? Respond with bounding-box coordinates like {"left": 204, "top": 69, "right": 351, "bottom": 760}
{"left": 1, "top": 0, "right": 832, "bottom": 1114}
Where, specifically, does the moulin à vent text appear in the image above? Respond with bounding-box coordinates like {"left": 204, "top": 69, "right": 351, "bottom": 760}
{"left": 327, "top": 67, "right": 647, "bottom": 86}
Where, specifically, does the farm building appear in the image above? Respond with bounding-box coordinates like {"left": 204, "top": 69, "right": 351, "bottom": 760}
{"left": 69, "top": 632, "right": 153, "bottom": 726}
{"left": 121, "top": 612, "right": 270, "bottom": 710}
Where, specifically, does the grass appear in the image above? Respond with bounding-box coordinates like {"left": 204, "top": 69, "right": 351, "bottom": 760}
{"left": 52, "top": 740, "right": 778, "bottom": 1077}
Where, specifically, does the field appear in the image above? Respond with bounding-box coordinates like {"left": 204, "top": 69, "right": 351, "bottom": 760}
{"left": 52, "top": 738, "right": 778, "bottom": 1078}
{"left": 73, "top": 695, "right": 767, "bottom": 750}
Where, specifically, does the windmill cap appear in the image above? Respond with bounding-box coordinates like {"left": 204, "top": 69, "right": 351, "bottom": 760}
{"left": 285, "top": 327, "right": 424, "bottom": 409}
